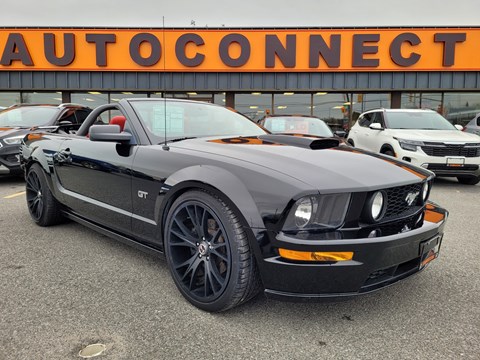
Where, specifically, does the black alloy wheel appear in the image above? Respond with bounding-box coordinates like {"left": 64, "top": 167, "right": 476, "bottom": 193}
{"left": 164, "top": 190, "right": 260, "bottom": 312}
{"left": 26, "top": 164, "right": 64, "bottom": 226}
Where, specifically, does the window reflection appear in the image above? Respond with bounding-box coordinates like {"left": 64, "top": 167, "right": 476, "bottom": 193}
{"left": 235, "top": 93, "right": 272, "bottom": 122}
{"left": 444, "top": 93, "right": 480, "bottom": 126}
{"left": 165, "top": 93, "right": 213, "bottom": 103}
{"left": 401, "top": 93, "right": 440, "bottom": 112}
{"left": 0, "top": 92, "right": 21, "bottom": 107}
{"left": 312, "top": 93, "right": 350, "bottom": 130}
{"left": 110, "top": 92, "right": 147, "bottom": 102}
{"left": 273, "top": 93, "right": 311, "bottom": 115}
{"left": 213, "top": 93, "right": 226, "bottom": 106}
{"left": 71, "top": 92, "right": 108, "bottom": 108}
{"left": 22, "top": 92, "right": 63, "bottom": 104}
{"left": 352, "top": 93, "right": 390, "bottom": 113}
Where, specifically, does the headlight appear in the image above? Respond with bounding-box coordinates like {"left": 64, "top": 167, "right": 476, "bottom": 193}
{"left": 293, "top": 197, "right": 313, "bottom": 228}
{"left": 283, "top": 193, "right": 351, "bottom": 231}
{"left": 363, "top": 191, "right": 386, "bottom": 222}
{"left": 3, "top": 135, "right": 24, "bottom": 145}
{"left": 422, "top": 182, "right": 429, "bottom": 202}
{"left": 395, "top": 138, "right": 424, "bottom": 152}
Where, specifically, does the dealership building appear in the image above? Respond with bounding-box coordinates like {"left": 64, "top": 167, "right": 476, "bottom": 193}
{"left": 1, "top": 27, "right": 480, "bottom": 127}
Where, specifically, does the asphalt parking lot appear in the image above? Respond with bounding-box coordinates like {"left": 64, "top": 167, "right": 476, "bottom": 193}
{"left": 0, "top": 176, "right": 479, "bottom": 360}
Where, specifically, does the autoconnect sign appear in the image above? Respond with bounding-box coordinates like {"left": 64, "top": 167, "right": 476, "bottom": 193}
{"left": 0, "top": 28, "right": 478, "bottom": 72}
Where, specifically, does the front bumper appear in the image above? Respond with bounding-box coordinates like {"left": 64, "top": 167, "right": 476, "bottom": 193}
{"left": 0, "top": 144, "right": 22, "bottom": 175}
{"left": 259, "top": 202, "right": 447, "bottom": 301}
{"left": 395, "top": 147, "right": 480, "bottom": 178}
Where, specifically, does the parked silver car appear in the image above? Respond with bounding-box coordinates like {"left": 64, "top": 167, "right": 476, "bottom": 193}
{"left": 464, "top": 114, "right": 480, "bottom": 136}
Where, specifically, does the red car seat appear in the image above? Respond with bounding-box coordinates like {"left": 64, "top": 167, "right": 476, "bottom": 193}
{"left": 109, "top": 115, "right": 126, "bottom": 131}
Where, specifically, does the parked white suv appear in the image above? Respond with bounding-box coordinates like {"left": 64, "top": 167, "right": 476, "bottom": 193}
{"left": 347, "top": 109, "right": 480, "bottom": 185}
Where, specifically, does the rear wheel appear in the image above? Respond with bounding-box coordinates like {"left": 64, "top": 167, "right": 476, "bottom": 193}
{"left": 164, "top": 190, "right": 260, "bottom": 312}
{"left": 457, "top": 176, "right": 480, "bottom": 185}
{"left": 26, "top": 163, "right": 64, "bottom": 226}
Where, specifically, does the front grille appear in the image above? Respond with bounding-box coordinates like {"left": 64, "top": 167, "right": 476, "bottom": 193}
{"left": 427, "top": 164, "right": 479, "bottom": 171}
{"left": 383, "top": 183, "right": 423, "bottom": 220}
{"left": 421, "top": 143, "right": 480, "bottom": 157}
{"left": 359, "top": 212, "right": 423, "bottom": 238}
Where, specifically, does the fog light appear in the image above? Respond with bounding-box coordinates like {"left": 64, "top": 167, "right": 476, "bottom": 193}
{"left": 279, "top": 248, "right": 353, "bottom": 262}
{"left": 368, "top": 229, "right": 379, "bottom": 238}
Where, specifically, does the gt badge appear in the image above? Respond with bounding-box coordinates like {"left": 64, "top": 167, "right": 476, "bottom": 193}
{"left": 138, "top": 190, "right": 148, "bottom": 199}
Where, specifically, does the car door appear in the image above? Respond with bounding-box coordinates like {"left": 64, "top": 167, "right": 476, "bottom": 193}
{"left": 351, "top": 112, "right": 373, "bottom": 149}
{"left": 53, "top": 106, "right": 136, "bottom": 234}
{"left": 368, "top": 112, "right": 389, "bottom": 152}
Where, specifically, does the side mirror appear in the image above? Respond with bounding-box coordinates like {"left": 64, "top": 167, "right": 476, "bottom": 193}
{"left": 369, "top": 123, "right": 384, "bottom": 131}
{"left": 89, "top": 124, "right": 132, "bottom": 143}
{"left": 334, "top": 130, "right": 347, "bottom": 138}
{"left": 454, "top": 124, "right": 464, "bottom": 131}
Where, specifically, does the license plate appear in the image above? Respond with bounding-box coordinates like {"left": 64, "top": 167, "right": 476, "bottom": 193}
{"left": 446, "top": 157, "right": 465, "bottom": 167}
{"left": 419, "top": 236, "right": 442, "bottom": 269}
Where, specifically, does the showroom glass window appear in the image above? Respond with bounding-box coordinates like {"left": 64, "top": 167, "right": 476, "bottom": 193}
{"left": 110, "top": 92, "right": 147, "bottom": 102}
{"left": 71, "top": 92, "right": 109, "bottom": 108}
{"left": 273, "top": 93, "right": 311, "bottom": 116}
{"left": 213, "top": 93, "right": 226, "bottom": 106}
{"left": 312, "top": 93, "right": 351, "bottom": 130}
{"left": 352, "top": 93, "right": 390, "bottom": 114}
{"left": 22, "top": 92, "right": 62, "bottom": 104}
{"left": 443, "top": 93, "right": 480, "bottom": 126}
{"left": 0, "top": 92, "right": 21, "bottom": 107}
{"left": 401, "top": 93, "right": 421, "bottom": 109}
{"left": 235, "top": 93, "right": 272, "bottom": 122}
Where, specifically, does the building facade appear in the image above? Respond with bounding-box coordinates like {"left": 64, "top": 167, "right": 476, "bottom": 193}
{"left": 1, "top": 27, "right": 480, "bottom": 128}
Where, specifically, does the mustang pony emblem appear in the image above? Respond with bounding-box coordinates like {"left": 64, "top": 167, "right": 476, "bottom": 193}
{"left": 405, "top": 191, "right": 419, "bottom": 206}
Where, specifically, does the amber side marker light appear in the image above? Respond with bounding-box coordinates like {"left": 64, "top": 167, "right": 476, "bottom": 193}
{"left": 279, "top": 249, "right": 354, "bottom": 262}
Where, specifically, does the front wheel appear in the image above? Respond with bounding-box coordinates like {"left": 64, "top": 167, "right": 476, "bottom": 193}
{"left": 457, "top": 176, "right": 480, "bottom": 185}
{"left": 164, "top": 190, "right": 260, "bottom": 312}
{"left": 382, "top": 149, "right": 395, "bottom": 157}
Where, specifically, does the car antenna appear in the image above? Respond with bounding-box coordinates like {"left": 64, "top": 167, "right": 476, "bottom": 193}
{"left": 162, "top": 16, "right": 170, "bottom": 151}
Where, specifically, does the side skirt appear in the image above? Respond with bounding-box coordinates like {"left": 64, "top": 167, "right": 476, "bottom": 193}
{"left": 63, "top": 211, "right": 165, "bottom": 259}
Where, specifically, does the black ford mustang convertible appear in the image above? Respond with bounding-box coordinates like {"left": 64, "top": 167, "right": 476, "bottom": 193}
{"left": 20, "top": 99, "right": 448, "bottom": 312}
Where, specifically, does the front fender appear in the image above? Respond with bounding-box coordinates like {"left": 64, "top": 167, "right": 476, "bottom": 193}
{"left": 162, "top": 165, "right": 265, "bottom": 230}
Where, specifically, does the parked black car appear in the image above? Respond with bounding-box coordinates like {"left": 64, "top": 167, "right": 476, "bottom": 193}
{"left": 20, "top": 99, "right": 447, "bottom": 312}
{"left": 0, "top": 103, "right": 92, "bottom": 176}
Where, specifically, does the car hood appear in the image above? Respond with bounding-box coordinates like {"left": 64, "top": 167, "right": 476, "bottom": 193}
{"left": 0, "top": 127, "right": 28, "bottom": 139}
{"left": 170, "top": 135, "right": 432, "bottom": 193}
{"left": 388, "top": 129, "right": 480, "bottom": 143}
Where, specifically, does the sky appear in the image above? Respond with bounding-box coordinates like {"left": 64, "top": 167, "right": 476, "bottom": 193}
{"left": 0, "top": 0, "right": 478, "bottom": 27}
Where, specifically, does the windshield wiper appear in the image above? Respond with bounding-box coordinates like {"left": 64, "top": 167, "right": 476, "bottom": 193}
{"left": 162, "top": 136, "right": 198, "bottom": 144}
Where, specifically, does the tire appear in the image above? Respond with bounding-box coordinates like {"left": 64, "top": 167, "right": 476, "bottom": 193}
{"left": 457, "top": 176, "right": 480, "bottom": 185}
{"left": 383, "top": 149, "right": 395, "bottom": 157}
{"left": 25, "top": 163, "right": 64, "bottom": 226}
{"left": 164, "top": 190, "right": 261, "bottom": 312}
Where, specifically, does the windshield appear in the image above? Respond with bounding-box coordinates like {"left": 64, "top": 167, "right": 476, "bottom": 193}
{"left": 263, "top": 116, "right": 334, "bottom": 137}
{"left": 386, "top": 111, "right": 457, "bottom": 130}
{"left": 129, "top": 100, "right": 267, "bottom": 141}
{"left": 0, "top": 107, "right": 58, "bottom": 127}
